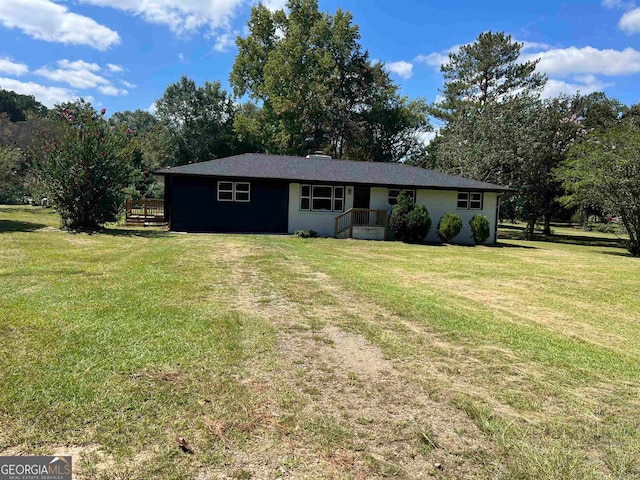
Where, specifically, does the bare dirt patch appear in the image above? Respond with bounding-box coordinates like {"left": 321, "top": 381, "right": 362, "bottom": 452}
{"left": 0, "top": 444, "right": 146, "bottom": 480}
{"left": 204, "top": 239, "right": 498, "bottom": 479}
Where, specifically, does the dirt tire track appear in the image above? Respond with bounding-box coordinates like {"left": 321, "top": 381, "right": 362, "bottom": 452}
{"left": 204, "top": 239, "right": 498, "bottom": 479}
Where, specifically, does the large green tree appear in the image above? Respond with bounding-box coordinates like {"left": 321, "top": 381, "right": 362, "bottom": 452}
{"left": 427, "top": 31, "right": 594, "bottom": 239}
{"left": 155, "top": 76, "right": 237, "bottom": 166}
{"left": 0, "top": 89, "right": 47, "bottom": 122}
{"left": 110, "top": 109, "right": 170, "bottom": 198}
{"left": 431, "top": 31, "right": 545, "bottom": 123}
{"left": 561, "top": 117, "right": 640, "bottom": 256}
{"left": 0, "top": 145, "right": 22, "bottom": 203}
{"left": 511, "top": 96, "right": 586, "bottom": 238}
{"left": 430, "top": 32, "right": 547, "bottom": 183}
{"left": 231, "top": 0, "right": 429, "bottom": 161}
{"left": 0, "top": 113, "right": 67, "bottom": 202}
{"left": 33, "top": 100, "right": 136, "bottom": 230}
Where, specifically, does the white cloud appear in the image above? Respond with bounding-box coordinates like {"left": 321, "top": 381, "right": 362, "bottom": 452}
{"left": 415, "top": 44, "right": 462, "bottom": 69}
{"left": 79, "top": 0, "right": 246, "bottom": 35}
{"left": 0, "top": 0, "right": 120, "bottom": 50}
{"left": 524, "top": 46, "right": 640, "bottom": 76}
{"left": 520, "top": 40, "right": 552, "bottom": 51}
{"left": 97, "top": 85, "right": 128, "bottom": 96}
{"left": 0, "top": 77, "right": 76, "bottom": 106}
{"left": 147, "top": 102, "right": 157, "bottom": 114}
{"left": 35, "top": 59, "right": 110, "bottom": 89}
{"left": 602, "top": 0, "right": 635, "bottom": 8}
{"left": 107, "top": 63, "right": 124, "bottom": 73}
{"left": 541, "top": 76, "right": 613, "bottom": 99}
{"left": 58, "top": 59, "right": 101, "bottom": 72}
{"left": 415, "top": 52, "right": 448, "bottom": 68}
{"left": 418, "top": 40, "right": 550, "bottom": 71}
{"left": 620, "top": 8, "right": 640, "bottom": 33}
{"left": 33, "top": 59, "right": 134, "bottom": 97}
{"left": 212, "top": 31, "right": 236, "bottom": 52}
{"left": 418, "top": 39, "right": 637, "bottom": 100}
{"left": 601, "top": 0, "right": 640, "bottom": 35}
{"left": 386, "top": 61, "right": 413, "bottom": 79}
{"left": 261, "top": 0, "right": 287, "bottom": 11}
{"left": 0, "top": 57, "right": 28, "bottom": 76}
{"left": 421, "top": 41, "right": 640, "bottom": 78}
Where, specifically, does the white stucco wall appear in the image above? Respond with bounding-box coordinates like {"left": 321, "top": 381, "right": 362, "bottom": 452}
{"left": 288, "top": 183, "right": 354, "bottom": 236}
{"left": 287, "top": 183, "right": 499, "bottom": 243}
{"left": 415, "top": 190, "right": 499, "bottom": 244}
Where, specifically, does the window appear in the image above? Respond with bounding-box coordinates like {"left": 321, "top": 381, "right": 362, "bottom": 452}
{"left": 388, "top": 189, "right": 415, "bottom": 206}
{"left": 218, "top": 181, "right": 251, "bottom": 203}
{"left": 300, "top": 184, "right": 345, "bottom": 212}
{"left": 234, "top": 182, "right": 250, "bottom": 202}
{"left": 300, "top": 185, "right": 311, "bottom": 211}
{"left": 334, "top": 187, "right": 344, "bottom": 211}
{"left": 312, "top": 185, "right": 333, "bottom": 211}
{"left": 457, "top": 192, "right": 483, "bottom": 210}
{"left": 218, "top": 182, "right": 234, "bottom": 202}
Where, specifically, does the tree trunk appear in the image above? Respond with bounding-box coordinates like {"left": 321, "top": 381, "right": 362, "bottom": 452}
{"left": 621, "top": 213, "right": 640, "bottom": 257}
{"left": 543, "top": 214, "right": 551, "bottom": 236}
{"left": 524, "top": 218, "right": 536, "bottom": 241}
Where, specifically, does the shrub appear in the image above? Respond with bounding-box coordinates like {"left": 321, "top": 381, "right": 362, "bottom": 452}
{"left": 388, "top": 193, "right": 413, "bottom": 241}
{"left": 470, "top": 214, "right": 491, "bottom": 244}
{"left": 405, "top": 205, "right": 432, "bottom": 243}
{"left": 294, "top": 229, "right": 317, "bottom": 238}
{"left": 437, "top": 213, "right": 463, "bottom": 242}
{"left": 0, "top": 146, "right": 24, "bottom": 204}
{"left": 33, "top": 100, "right": 136, "bottom": 230}
{"left": 594, "top": 223, "right": 614, "bottom": 234}
{"left": 389, "top": 193, "right": 431, "bottom": 243}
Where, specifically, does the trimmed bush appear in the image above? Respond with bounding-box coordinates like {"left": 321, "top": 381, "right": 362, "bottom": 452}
{"left": 469, "top": 214, "right": 491, "bottom": 244}
{"left": 388, "top": 193, "right": 413, "bottom": 241}
{"left": 437, "top": 213, "right": 463, "bottom": 242}
{"left": 405, "top": 205, "right": 432, "bottom": 243}
{"left": 389, "top": 193, "right": 431, "bottom": 243}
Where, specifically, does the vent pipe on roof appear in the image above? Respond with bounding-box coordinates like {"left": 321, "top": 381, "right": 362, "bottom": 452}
{"left": 306, "top": 151, "right": 333, "bottom": 160}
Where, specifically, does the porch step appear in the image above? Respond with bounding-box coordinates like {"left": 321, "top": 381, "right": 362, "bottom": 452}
{"left": 352, "top": 226, "right": 386, "bottom": 241}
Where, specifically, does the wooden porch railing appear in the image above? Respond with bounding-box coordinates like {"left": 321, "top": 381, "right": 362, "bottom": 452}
{"left": 125, "top": 198, "right": 165, "bottom": 225}
{"left": 334, "top": 208, "right": 388, "bottom": 238}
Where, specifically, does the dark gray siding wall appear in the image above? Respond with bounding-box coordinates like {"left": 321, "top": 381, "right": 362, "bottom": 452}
{"left": 168, "top": 176, "right": 289, "bottom": 233}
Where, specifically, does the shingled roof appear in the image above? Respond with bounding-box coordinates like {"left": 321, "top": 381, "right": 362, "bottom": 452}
{"left": 155, "top": 153, "right": 512, "bottom": 192}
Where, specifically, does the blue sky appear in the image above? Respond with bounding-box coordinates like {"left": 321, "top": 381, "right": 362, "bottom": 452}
{"left": 0, "top": 0, "right": 639, "bottom": 115}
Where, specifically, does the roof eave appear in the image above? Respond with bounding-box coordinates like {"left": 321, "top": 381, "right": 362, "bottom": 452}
{"left": 154, "top": 170, "right": 513, "bottom": 192}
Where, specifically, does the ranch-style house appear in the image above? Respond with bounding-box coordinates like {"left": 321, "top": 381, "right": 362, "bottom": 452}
{"left": 155, "top": 153, "right": 512, "bottom": 243}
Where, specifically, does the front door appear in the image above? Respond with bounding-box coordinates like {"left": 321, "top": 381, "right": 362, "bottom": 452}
{"left": 353, "top": 186, "right": 370, "bottom": 209}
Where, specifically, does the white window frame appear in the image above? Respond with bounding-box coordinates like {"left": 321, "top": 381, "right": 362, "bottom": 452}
{"left": 234, "top": 182, "right": 251, "bottom": 203}
{"left": 388, "top": 189, "right": 415, "bottom": 206}
{"left": 300, "top": 184, "right": 311, "bottom": 211}
{"left": 217, "top": 181, "right": 234, "bottom": 202}
{"left": 457, "top": 191, "right": 483, "bottom": 210}
{"left": 312, "top": 185, "right": 333, "bottom": 211}
{"left": 300, "top": 184, "right": 345, "bottom": 212}
{"left": 333, "top": 186, "right": 344, "bottom": 212}
{"left": 218, "top": 181, "right": 251, "bottom": 203}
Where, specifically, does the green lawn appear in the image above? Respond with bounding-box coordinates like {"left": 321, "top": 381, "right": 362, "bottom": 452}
{"left": 1, "top": 206, "right": 639, "bottom": 479}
